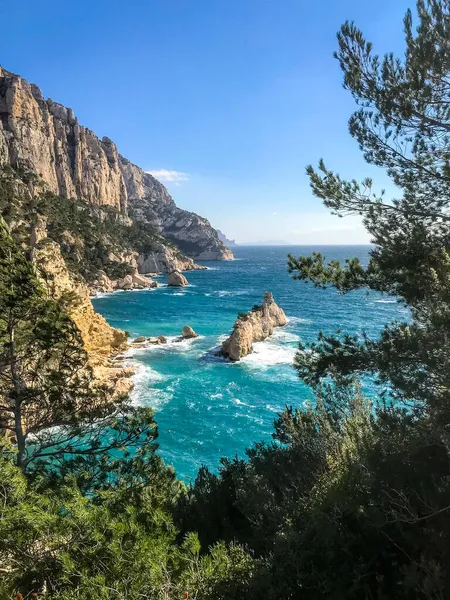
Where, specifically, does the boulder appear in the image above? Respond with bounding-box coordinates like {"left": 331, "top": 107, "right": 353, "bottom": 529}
{"left": 116, "top": 274, "right": 133, "bottom": 290}
{"left": 168, "top": 270, "right": 189, "bottom": 287}
{"left": 221, "top": 292, "right": 287, "bottom": 361}
{"left": 96, "top": 270, "right": 114, "bottom": 292}
{"left": 133, "top": 336, "right": 147, "bottom": 343}
{"left": 182, "top": 326, "right": 199, "bottom": 339}
{"left": 148, "top": 337, "right": 161, "bottom": 344}
{"left": 132, "top": 273, "right": 158, "bottom": 289}
{"left": 158, "top": 335, "right": 168, "bottom": 344}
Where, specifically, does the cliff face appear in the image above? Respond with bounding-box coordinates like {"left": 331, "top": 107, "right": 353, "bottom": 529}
{"left": 0, "top": 66, "right": 232, "bottom": 261}
{"left": 30, "top": 218, "right": 130, "bottom": 393}
{"left": 221, "top": 292, "right": 287, "bottom": 361}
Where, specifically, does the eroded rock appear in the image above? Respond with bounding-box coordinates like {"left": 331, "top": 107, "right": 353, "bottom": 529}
{"left": 182, "top": 326, "right": 199, "bottom": 339}
{"left": 168, "top": 270, "right": 188, "bottom": 287}
{"left": 221, "top": 292, "right": 287, "bottom": 361}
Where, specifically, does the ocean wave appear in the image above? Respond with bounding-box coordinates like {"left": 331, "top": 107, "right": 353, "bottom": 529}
{"left": 129, "top": 364, "right": 169, "bottom": 408}
{"left": 265, "top": 403, "right": 283, "bottom": 413}
{"left": 204, "top": 290, "right": 249, "bottom": 297}
{"left": 231, "top": 398, "right": 248, "bottom": 406}
{"left": 375, "top": 299, "right": 397, "bottom": 304}
{"left": 241, "top": 341, "right": 297, "bottom": 368}
{"left": 126, "top": 336, "right": 204, "bottom": 359}
{"left": 271, "top": 329, "right": 300, "bottom": 343}
{"left": 286, "top": 315, "right": 312, "bottom": 325}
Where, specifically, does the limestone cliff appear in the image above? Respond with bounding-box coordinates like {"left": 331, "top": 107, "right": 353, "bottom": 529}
{"left": 221, "top": 292, "right": 287, "bottom": 361}
{"left": 30, "top": 217, "right": 129, "bottom": 392}
{"left": 0, "top": 65, "right": 232, "bottom": 262}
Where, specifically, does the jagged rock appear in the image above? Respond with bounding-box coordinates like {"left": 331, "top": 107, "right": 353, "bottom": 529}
{"left": 221, "top": 292, "right": 287, "bottom": 361}
{"left": 97, "top": 270, "right": 114, "bottom": 293}
{"left": 133, "top": 336, "right": 147, "bottom": 343}
{"left": 182, "top": 326, "right": 199, "bottom": 339}
{"left": 0, "top": 66, "right": 233, "bottom": 262}
{"left": 137, "top": 244, "right": 204, "bottom": 275}
{"left": 116, "top": 275, "right": 133, "bottom": 290}
{"left": 31, "top": 231, "right": 128, "bottom": 376}
{"left": 132, "top": 273, "right": 157, "bottom": 288}
{"left": 158, "top": 336, "right": 167, "bottom": 343}
{"left": 113, "top": 378, "right": 135, "bottom": 398}
{"left": 168, "top": 270, "right": 188, "bottom": 287}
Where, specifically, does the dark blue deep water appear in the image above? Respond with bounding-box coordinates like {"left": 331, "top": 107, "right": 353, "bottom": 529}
{"left": 93, "top": 246, "right": 409, "bottom": 480}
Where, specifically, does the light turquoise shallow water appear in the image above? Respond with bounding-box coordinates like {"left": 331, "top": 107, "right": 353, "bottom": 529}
{"left": 92, "top": 246, "right": 409, "bottom": 481}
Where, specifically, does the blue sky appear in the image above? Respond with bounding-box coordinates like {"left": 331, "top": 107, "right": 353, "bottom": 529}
{"left": 0, "top": 0, "right": 412, "bottom": 243}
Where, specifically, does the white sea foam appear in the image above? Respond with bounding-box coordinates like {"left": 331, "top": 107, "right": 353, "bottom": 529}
{"left": 271, "top": 329, "right": 300, "bottom": 343}
{"left": 231, "top": 398, "right": 248, "bottom": 406}
{"left": 241, "top": 341, "right": 297, "bottom": 368}
{"left": 286, "top": 315, "right": 312, "bottom": 325}
{"left": 265, "top": 403, "right": 283, "bottom": 413}
{"left": 129, "top": 364, "right": 169, "bottom": 408}
{"left": 375, "top": 299, "right": 397, "bottom": 304}
{"left": 206, "top": 290, "right": 248, "bottom": 297}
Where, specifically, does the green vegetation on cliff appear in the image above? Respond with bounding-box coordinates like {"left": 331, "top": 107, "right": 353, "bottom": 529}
{"left": 0, "top": 166, "right": 179, "bottom": 283}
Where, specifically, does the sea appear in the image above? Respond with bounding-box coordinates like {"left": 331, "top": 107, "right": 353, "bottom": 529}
{"left": 92, "top": 245, "right": 409, "bottom": 481}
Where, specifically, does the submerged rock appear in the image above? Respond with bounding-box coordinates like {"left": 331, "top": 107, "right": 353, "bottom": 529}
{"left": 221, "top": 292, "right": 287, "bottom": 361}
{"left": 168, "top": 270, "right": 189, "bottom": 287}
{"left": 182, "top": 326, "right": 199, "bottom": 339}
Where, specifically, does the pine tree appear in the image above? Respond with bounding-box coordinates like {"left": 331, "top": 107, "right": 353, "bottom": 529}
{"left": 288, "top": 0, "right": 450, "bottom": 423}
{"left": 0, "top": 217, "right": 157, "bottom": 476}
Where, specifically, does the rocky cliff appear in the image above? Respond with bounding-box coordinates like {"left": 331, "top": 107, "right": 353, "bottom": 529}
{"left": 30, "top": 217, "right": 131, "bottom": 394}
{"left": 0, "top": 65, "right": 232, "bottom": 263}
{"left": 221, "top": 292, "right": 287, "bottom": 361}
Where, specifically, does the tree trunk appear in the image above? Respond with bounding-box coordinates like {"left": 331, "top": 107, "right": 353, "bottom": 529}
{"left": 9, "top": 325, "right": 26, "bottom": 471}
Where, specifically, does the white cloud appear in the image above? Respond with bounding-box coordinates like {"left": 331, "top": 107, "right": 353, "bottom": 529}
{"left": 147, "top": 169, "right": 190, "bottom": 183}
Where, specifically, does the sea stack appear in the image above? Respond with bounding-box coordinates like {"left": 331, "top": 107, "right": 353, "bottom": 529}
{"left": 168, "top": 270, "right": 189, "bottom": 286}
{"left": 221, "top": 292, "right": 287, "bottom": 361}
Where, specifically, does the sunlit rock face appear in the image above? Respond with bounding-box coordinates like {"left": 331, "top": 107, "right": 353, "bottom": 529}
{"left": 221, "top": 292, "right": 287, "bottom": 361}
{"left": 0, "top": 66, "right": 233, "bottom": 261}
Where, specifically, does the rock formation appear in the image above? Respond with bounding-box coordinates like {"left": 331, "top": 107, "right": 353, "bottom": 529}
{"left": 168, "top": 270, "right": 188, "bottom": 287}
{"left": 0, "top": 66, "right": 233, "bottom": 262}
{"left": 181, "top": 326, "right": 199, "bottom": 339}
{"left": 31, "top": 223, "right": 129, "bottom": 391}
{"left": 221, "top": 292, "right": 287, "bottom": 361}
{"left": 217, "top": 230, "right": 238, "bottom": 247}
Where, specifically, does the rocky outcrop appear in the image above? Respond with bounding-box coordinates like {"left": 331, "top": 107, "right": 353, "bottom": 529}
{"left": 92, "top": 270, "right": 157, "bottom": 293}
{"left": 168, "top": 270, "right": 188, "bottom": 287}
{"left": 221, "top": 292, "right": 287, "bottom": 361}
{"left": 0, "top": 66, "right": 232, "bottom": 261}
{"left": 32, "top": 237, "right": 128, "bottom": 372}
{"left": 181, "top": 326, "right": 198, "bottom": 339}
{"left": 29, "top": 217, "right": 129, "bottom": 396}
{"left": 217, "top": 230, "right": 238, "bottom": 248}
{"left": 136, "top": 242, "right": 204, "bottom": 274}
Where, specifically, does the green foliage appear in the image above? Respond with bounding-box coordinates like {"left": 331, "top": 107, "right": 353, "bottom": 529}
{"left": 5, "top": 2, "right": 450, "bottom": 598}
{"left": 0, "top": 167, "right": 175, "bottom": 283}
{"left": 178, "top": 2, "right": 450, "bottom": 598}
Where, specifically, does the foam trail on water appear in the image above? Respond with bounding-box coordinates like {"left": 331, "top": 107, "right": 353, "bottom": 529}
{"left": 129, "top": 364, "right": 169, "bottom": 408}
{"left": 242, "top": 341, "right": 297, "bottom": 368}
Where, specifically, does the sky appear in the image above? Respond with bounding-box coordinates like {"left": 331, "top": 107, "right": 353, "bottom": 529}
{"left": 0, "top": 0, "right": 413, "bottom": 244}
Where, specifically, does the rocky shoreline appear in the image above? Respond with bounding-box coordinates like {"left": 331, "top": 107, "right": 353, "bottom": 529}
{"left": 221, "top": 292, "right": 287, "bottom": 361}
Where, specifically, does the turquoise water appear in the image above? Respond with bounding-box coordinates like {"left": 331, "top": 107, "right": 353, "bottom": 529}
{"left": 93, "top": 246, "right": 409, "bottom": 481}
